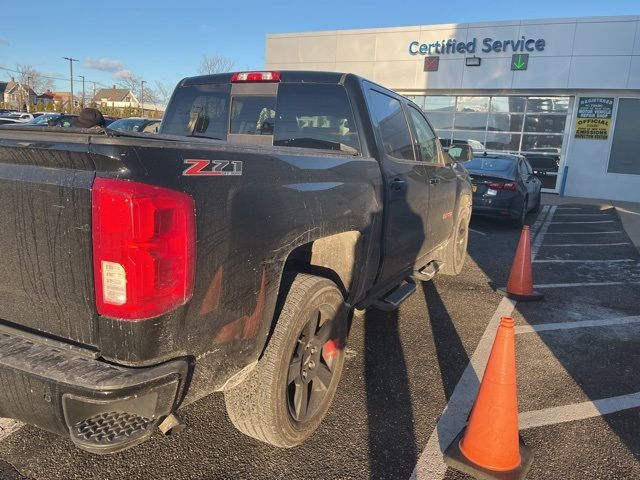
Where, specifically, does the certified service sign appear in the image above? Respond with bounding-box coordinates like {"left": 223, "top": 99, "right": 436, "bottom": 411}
{"left": 574, "top": 97, "right": 614, "bottom": 140}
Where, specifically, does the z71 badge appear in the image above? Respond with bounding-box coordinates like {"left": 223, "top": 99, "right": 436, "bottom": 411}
{"left": 183, "top": 159, "right": 243, "bottom": 176}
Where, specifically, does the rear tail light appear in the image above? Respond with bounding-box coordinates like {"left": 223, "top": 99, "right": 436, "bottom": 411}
{"left": 231, "top": 71, "right": 281, "bottom": 82}
{"left": 488, "top": 182, "right": 518, "bottom": 192}
{"left": 92, "top": 178, "right": 196, "bottom": 321}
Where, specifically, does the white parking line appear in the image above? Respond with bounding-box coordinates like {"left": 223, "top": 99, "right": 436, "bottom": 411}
{"left": 514, "top": 315, "right": 640, "bottom": 334}
{"left": 410, "top": 297, "right": 517, "bottom": 480}
{"left": 551, "top": 220, "right": 616, "bottom": 224}
{"left": 535, "top": 281, "right": 640, "bottom": 289}
{"left": 519, "top": 392, "right": 640, "bottom": 430}
{"left": 533, "top": 259, "right": 635, "bottom": 264}
{"left": 411, "top": 206, "right": 553, "bottom": 480}
{"left": 0, "top": 419, "right": 22, "bottom": 442}
{"left": 545, "top": 231, "right": 624, "bottom": 235}
{"left": 556, "top": 207, "right": 584, "bottom": 210}
{"left": 543, "top": 242, "right": 631, "bottom": 247}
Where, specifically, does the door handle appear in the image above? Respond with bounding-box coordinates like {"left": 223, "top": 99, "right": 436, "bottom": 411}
{"left": 429, "top": 178, "right": 440, "bottom": 185}
{"left": 390, "top": 178, "right": 406, "bottom": 190}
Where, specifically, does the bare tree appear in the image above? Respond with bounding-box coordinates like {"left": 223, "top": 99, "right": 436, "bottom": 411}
{"left": 15, "top": 64, "right": 54, "bottom": 94}
{"left": 197, "top": 54, "right": 235, "bottom": 75}
{"left": 115, "top": 71, "right": 157, "bottom": 106}
{"left": 155, "top": 81, "right": 174, "bottom": 106}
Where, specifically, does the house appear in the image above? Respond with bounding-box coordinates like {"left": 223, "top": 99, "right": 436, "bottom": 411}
{"left": 2, "top": 79, "right": 37, "bottom": 110}
{"left": 92, "top": 86, "right": 139, "bottom": 109}
{"left": 36, "top": 90, "right": 55, "bottom": 106}
{"left": 51, "top": 92, "right": 78, "bottom": 109}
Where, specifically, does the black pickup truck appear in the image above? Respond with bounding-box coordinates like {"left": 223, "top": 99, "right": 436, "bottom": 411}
{"left": 0, "top": 71, "right": 472, "bottom": 454}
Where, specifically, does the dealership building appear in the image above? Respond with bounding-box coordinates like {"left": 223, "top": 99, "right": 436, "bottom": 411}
{"left": 265, "top": 15, "right": 640, "bottom": 202}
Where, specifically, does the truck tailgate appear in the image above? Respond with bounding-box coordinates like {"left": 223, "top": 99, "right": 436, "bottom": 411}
{"left": 0, "top": 135, "right": 98, "bottom": 346}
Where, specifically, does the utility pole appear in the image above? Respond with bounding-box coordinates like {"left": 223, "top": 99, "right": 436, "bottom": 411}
{"left": 92, "top": 82, "right": 97, "bottom": 105}
{"left": 78, "top": 75, "right": 85, "bottom": 108}
{"left": 26, "top": 76, "right": 32, "bottom": 113}
{"left": 63, "top": 57, "right": 78, "bottom": 112}
{"left": 140, "top": 80, "right": 146, "bottom": 117}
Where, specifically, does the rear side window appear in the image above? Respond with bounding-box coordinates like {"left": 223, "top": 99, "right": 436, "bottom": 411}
{"left": 274, "top": 83, "right": 361, "bottom": 154}
{"left": 161, "top": 84, "right": 230, "bottom": 140}
{"left": 368, "top": 90, "right": 415, "bottom": 161}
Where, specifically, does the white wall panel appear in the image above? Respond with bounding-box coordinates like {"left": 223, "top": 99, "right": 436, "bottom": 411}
{"left": 569, "top": 56, "right": 631, "bottom": 89}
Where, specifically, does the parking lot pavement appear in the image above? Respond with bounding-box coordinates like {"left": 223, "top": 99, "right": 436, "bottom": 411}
{"left": 0, "top": 200, "right": 639, "bottom": 479}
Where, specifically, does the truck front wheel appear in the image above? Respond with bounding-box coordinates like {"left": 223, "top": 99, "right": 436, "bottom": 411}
{"left": 224, "top": 274, "right": 348, "bottom": 447}
{"left": 440, "top": 206, "right": 470, "bottom": 276}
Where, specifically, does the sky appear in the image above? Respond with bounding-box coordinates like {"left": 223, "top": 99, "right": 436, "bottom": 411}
{"left": 0, "top": 0, "right": 638, "bottom": 100}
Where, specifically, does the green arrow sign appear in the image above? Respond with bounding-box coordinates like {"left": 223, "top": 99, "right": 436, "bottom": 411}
{"left": 511, "top": 53, "right": 529, "bottom": 71}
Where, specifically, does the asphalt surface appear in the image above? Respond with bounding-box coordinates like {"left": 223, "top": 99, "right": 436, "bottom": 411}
{"left": 0, "top": 202, "right": 638, "bottom": 479}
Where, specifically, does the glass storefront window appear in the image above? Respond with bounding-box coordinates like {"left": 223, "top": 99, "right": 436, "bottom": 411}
{"left": 425, "top": 112, "right": 454, "bottom": 129}
{"left": 424, "top": 96, "right": 455, "bottom": 112}
{"left": 456, "top": 96, "right": 489, "bottom": 112}
{"left": 406, "top": 96, "right": 426, "bottom": 108}
{"left": 524, "top": 115, "right": 567, "bottom": 133}
{"left": 436, "top": 129, "right": 453, "bottom": 142}
{"left": 452, "top": 130, "right": 487, "bottom": 145}
{"left": 418, "top": 94, "right": 571, "bottom": 190}
{"left": 490, "top": 96, "right": 527, "bottom": 113}
{"left": 521, "top": 134, "right": 564, "bottom": 152}
{"left": 454, "top": 113, "right": 488, "bottom": 130}
{"left": 486, "top": 132, "right": 521, "bottom": 151}
{"left": 487, "top": 113, "right": 524, "bottom": 132}
{"left": 526, "top": 97, "right": 569, "bottom": 113}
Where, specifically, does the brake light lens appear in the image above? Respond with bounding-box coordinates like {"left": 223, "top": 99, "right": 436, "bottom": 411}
{"left": 488, "top": 182, "right": 518, "bottom": 192}
{"left": 231, "top": 71, "right": 281, "bottom": 82}
{"left": 92, "top": 178, "right": 196, "bottom": 321}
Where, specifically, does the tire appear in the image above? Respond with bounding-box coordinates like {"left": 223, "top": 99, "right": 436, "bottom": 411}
{"left": 224, "top": 274, "right": 348, "bottom": 447}
{"left": 440, "top": 206, "right": 470, "bottom": 276}
{"left": 513, "top": 197, "right": 528, "bottom": 227}
{"left": 533, "top": 191, "right": 542, "bottom": 213}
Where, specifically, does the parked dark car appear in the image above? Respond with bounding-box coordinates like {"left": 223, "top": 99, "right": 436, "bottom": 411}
{"left": 0, "top": 70, "right": 472, "bottom": 454}
{"left": 440, "top": 137, "right": 485, "bottom": 152}
{"left": 24, "top": 113, "right": 62, "bottom": 126}
{"left": 45, "top": 114, "right": 79, "bottom": 127}
{"left": 108, "top": 117, "right": 161, "bottom": 133}
{"left": 467, "top": 152, "right": 542, "bottom": 225}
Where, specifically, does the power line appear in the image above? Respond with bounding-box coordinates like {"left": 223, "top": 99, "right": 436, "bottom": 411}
{"left": 0, "top": 65, "right": 111, "bottom": 91}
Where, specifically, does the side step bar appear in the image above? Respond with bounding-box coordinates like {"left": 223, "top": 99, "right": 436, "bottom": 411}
{"left": 413, "top": 261, "right": 441, "bottom": 282}
{"left": 372, "top": 278, "right": 417, "bottom": 312}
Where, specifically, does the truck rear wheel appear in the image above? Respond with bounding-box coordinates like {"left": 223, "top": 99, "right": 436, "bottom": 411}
{"left": 440, "top": 206, "right": 470, "bottom": 276}
{"left": 224, "top": 274, "right": 348, "bottom": 447}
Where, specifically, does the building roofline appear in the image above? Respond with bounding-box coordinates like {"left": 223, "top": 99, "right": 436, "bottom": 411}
{"left": 266, "top": 14, "right": 640, "bottom": 38}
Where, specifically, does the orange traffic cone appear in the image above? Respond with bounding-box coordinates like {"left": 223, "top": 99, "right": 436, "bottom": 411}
{"left": 498, "top": 226, "right": 543, "bottom": 302}
{"left": 444, "top": 316, "right": 533, "bottom": 479}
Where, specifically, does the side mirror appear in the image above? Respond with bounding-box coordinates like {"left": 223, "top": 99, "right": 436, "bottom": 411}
{"left": 448, "top": 144, "right": 474, "bottom": 163}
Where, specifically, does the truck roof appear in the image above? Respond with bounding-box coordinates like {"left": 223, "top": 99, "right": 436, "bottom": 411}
{"left": 180, "top": 70, "right": 349, "bottom": 87}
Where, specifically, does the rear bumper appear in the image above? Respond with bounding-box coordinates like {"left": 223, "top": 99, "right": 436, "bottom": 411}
{"left": 0, "top": 323, "right": 189, "bottom": 454}
{"left": 471, "top": 193, "right": 520, "bottom": 219}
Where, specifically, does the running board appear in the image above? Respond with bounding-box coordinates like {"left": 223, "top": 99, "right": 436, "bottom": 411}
{"left": 413, "top": 261, "right": 441, "bottom": 282}
{"left": 372, "top": 278, "right": 417, "bottom": 312}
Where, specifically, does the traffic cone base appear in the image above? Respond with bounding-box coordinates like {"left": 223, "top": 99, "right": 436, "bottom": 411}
{"left": 496, "top": 287, "right": 544, "bottom": 302}
{"left": 444, "top": 429, "right": 534, "bottom": 480}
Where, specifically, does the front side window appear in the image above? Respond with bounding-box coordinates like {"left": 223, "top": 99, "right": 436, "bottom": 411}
{"left": 368, "top": 90, "right": 415, "bottom": 161}
{"left": 407, "top": 106, "right": 438, "bottom": 163}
